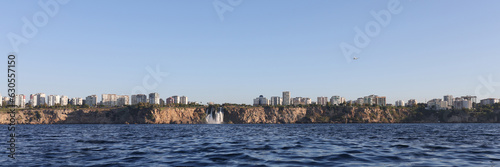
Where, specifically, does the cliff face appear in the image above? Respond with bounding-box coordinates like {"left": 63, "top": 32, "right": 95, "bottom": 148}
{"left": 1, "top": 106, "right": 499, "bottom": 124}
{"left": 224, "top": 106, "right": 307, "bottom": 124}
{"left": 0, "top": 107, "right": 207, "bottom": 124}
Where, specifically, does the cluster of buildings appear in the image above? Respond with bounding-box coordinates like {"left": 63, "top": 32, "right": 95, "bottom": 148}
{"left": 394, "top": 99, "right": 418, "bottom": 107}
{"left": 425, "top": 95, "right": 477, "bottom": 110}
{"left": 349, "top": 95, "right": 387, "bottom": 106}
{"left": 3, "top": 91, "right": 499, "bottom": 110}
{"left": 253, "top": 92, "right": 500, "bottom": 110}
{"left": 253, "top": 91, "right": 348, "bottom": 106}
{"left": 1, "top": 92, "right": 190, "bottom": 108}
{"left": 423, "top": 95, "right": 499, "bottom": 110}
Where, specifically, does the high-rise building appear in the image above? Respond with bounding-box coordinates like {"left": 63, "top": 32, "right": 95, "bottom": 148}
{"left": 102, "top": 94, "right": 117, "bottom": 107}
{"left": 172, "top": 96, "right": 180, "bottom": 104}
{"left": 427, "top": 99, "right": 448, "bottom": 110}
{"left": 461, "top": 96, "right": 477, "bottom": 103}
{"left": 180, "top": 96, "right": 188, "bottom": 105}
{"left": 14, "top": 94, "right": 25, "bottom": 108}
{"left": 395, "top": 100, "right": 405, "bottom": 107}
{"left": 303, "top": 98, "right": 312, "bottom": 105}
{"left": 60, "top": 96, "right": 68, "bottom": 106}
{"left": 453, "top": 97, "right": 473, "bottom": 110}
{"left": 292, "top": 97, "right": 302, "bottom": 105}
{"left": 282, "top": 91, "right": 291, "bottom": 106}
{"left": 362, "top": 95, "right": 386, "bottom": 106}
{"left": 131, "top": 94, "right": 147, "bottom": 105}
{"left": 330, "top": 96, "right": 345, "bottom": 105}
{"left": 356, "top": 98, "right": 364, "bottom": 105}
{"left": 480, "top": 98, "right": 499, "bottom": 105}
{"left": 3, "top": 97, "right": 11, "bottom": 106}
{"left": 407, "top": 99, "right": 417, "bottom": 107}
{"left": 363, "top": 95, "right": 376, "bottom": 105}
{"left": 376, "top": 96, "right": 386, "bottom": 106}
{"left": 166, "top": 97, "right": 174, "bottom": 105}
{"left": 270, "top": 96, "right": 282, "bottom": 106}
{"left": 85, "top": 95, "right": 98, "bottom": 107}
{"left": 149, "top": 93, "right": 160, "bottom": 104}
{"left": 30, "top": 94, "right": 38, "bottom": 107}
{"left": 48, "top": 95, "right": 55, "bottom": 106}
{"left": 253, "top": 95, "right": 269, "bottom": 106}
{"left": 160, "top": 98, "right": 165, "bottom": 106}
{"left": 47, "top": 95, "right": 60, "bottom": 106}
{"left": 70, "top": 97, "right": 83, "bottom": 105}
{"left": 117, "top": 95, "right": 129, "bottom": 106}
{"left": 443, "top": 95, "right": 454, "bottom": 107}
{"left": 317, "top": 97, "right": 328, "bottom": 106}
{"left": 37, "top": 93, "right": 46, "bottom": 106}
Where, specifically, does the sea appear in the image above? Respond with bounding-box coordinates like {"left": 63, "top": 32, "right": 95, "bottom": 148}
{"left": 1, "top": 124, "right": 499, "bottom": 166}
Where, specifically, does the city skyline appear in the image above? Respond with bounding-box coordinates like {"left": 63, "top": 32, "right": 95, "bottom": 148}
{"left": 4, "top": 91, "right": 498, "bottom": 108}
{"left": 1, "top": 1, "right": 500, "bottom": 105}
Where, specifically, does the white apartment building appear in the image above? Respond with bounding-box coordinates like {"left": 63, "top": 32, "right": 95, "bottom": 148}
{"left": 30, "top": 94, "right": 38, "bottom": 107}
{"left": 85, "top": 95, "right": 98, "bottom": 107}
{"left": 282, "top": 91, "right": 291, "bottom": 106}
{"left": 37, "top": 93, "right": 46, "bottom": 106}
{"left": 480, "top": 98, "right": 499, "bottom": 105}
{"left": 443, "top": 95, "right": 454, "bottom": 107}
{"left": 47, "top": 95, "right": 60, "bottom": 106}
{"left": 180, "top": 96, "right": 188, "bottom": 105}
{"left": 356, "top": 98, "right": 364, "bottom": 105}
{"left": 149, "top": 93, "right": 160, "bottom": 104}
{"left": 131, "top": 94, "right": 147, "bottom": 105}
{"left": 102, "top": 94, "right": 117, "bottom": 107}
{"left": 117, "top": 95, "right": 129, "bottom": 106}
{"left": 253, "top": 95, "right": 269, "bottom": 106}
{"left": 60, "top": 96, "right": 68, "bottom": 106}
{"left": 453, "top": 97, "right": 473, "bottom": 110}
{"left": 395, "top": 100, "right": 405, "bottom": 107}
{"left": 270, "top": 96, "right": 282, "bottom": 106}
{"left": 15, "top": 94, "right": 25, "bottom": 108}
{"left": 317, "top": 97, "right": 328, "bottom": 106}
{"left": 71, "top": 97, "right": 83, "bottom": 105}
{"left": 407, "top": 99, "right": 417, "bottom": 107}
{"left": 172, "top": 96, "right": 180, "bottom": 104}
{"left": 427, "top": 99, "right": 449, "bottom": 110}
{"left": 330, "top": 96, "right": 345, "bottom": 105}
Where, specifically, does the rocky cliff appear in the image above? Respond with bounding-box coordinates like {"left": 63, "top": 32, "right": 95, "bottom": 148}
{"left": 1, "top": 105, "right": 499, "bottom": 124}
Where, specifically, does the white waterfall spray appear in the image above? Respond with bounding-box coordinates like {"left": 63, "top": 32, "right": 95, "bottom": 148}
{"left": 206, "top": 107, "right": 224, "bottom": 124}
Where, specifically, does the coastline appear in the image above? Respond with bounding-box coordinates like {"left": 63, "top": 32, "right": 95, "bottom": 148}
{"left": 1, "top": 105, "right": 499, "bottom": 124}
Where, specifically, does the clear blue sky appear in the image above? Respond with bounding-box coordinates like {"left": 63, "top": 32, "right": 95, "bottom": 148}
{"left": 1, "top": 0, "right": 499, "bottom": 104}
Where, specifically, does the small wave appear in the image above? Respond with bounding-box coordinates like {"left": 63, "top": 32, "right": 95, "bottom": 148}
{"left": 246, "top": 145, "right": 274, "bottom": 151}
{"left": 122, "top": 156, "right": 145, "bottom": 162}
{"left": 76, "top": 140, "right": 119, "bottom": 144}
{"left": 423, "top": 145, "right": 451, "bottom": 150}
{"left": 391, "top": 144, "right": 410, "bottom": 148}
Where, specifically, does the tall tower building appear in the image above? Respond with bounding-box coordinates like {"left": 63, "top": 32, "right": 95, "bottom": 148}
{"left": 180, "top": 96, "right": 188, "bottom": 105}
{"left": 172, "top": 96, "right": 180, "bottom": 104}
{"left": 443, "top": 95, "right": 454, "bottom": 106}
{"left": 149, "top": 93, "right": 160, "bottom": 104}
{"left": 317, "top": 97, "right": 328, "bottom": 106}
{"left": 282, "top": 91, "right": 291, "bottom": 106}
{"left": 37, "top": 93, "right": 46, "bottom": 106}
{"left": 86, "top": 95, "right": 98, "bottom": 107}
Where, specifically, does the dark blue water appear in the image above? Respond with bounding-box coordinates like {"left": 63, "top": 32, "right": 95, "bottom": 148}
{"left": 1, "top": 124, "right": 499, "bottom": 166}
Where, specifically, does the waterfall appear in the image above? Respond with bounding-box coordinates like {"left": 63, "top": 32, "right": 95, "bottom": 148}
{"left": 206, "top": 107, "right": 224, "bottom": 124}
